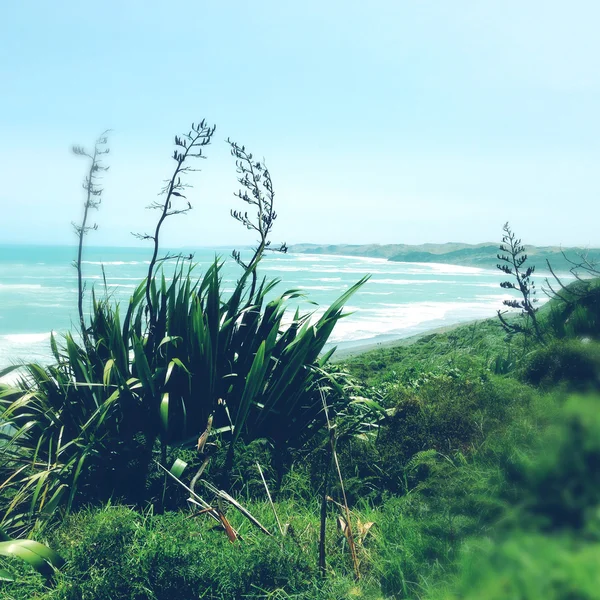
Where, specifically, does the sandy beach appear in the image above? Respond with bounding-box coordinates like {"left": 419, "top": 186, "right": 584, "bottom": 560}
{"left": 330, "top": 318, "right": 484, "bottom": 361}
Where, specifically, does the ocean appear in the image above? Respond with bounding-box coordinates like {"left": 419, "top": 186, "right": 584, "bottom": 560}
{"left": 0, "top": 244, "right": 535, "bottom": 370}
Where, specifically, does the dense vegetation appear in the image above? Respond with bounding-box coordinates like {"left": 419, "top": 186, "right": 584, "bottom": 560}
{"left": 1, "top": 123, "right": 599, "bottom": 598}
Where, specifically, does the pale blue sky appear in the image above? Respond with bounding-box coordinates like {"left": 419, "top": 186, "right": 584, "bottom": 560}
{"left": 1, "top": 1, "right": 599, "bottom": 248}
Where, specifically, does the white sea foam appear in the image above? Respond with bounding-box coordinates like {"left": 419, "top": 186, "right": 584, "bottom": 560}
{"left": 289, "top": 253, "right": 384, "bottom": 264}
{"left": 293, "top": 255, "right": 341, "bottom": 262}
{"left": 81, "top": 261, "right": 150, "bottom": 266}
{"left": 301, "top": 285, "right": 346, "bottom": 291}
{"left": 411, "top": 262, "right": 484, "bottom": 274}
{"left": 262, "top": 265, "right": 389, "bottom": 275}
{"left": 475, "top": 293, "right": 516, "bottom": 301}
{"left": 261, "top": 266, "right": 307, "bottom": 272}
{"left": 357, "top": 291, "right": 394, "bottom": 296}
{"left": 0, "top": 369, "right": 22, "bottom": 385}
{"left": 28, "top": 303, "right": 64, "bottom": 308}
{"left": 22, "top": 275, "right": 76, "bottom": 280}
{"left": 326, "top": 298, "right": 511, "bottom": 344}
{"left": 105, "top": 277, "right": 145, "bottom": 281}
{"left": 295, "top": 253, "right": 389, "bottom": 265}
{"left": 370, "top": 278, "right": 450, "bottom": 285}
{"left": 3, "top": 333, "right": 52, "bottom": 344}
{"left": 279, "top": 298, "right": 501, "bottom": 344}
{"left": 0, "top": 333, "right": 54, "bottom": 378}
{"left": 0, "top": 284, "right": 44, "bottom": 290}
{"left": 306, "top": 277, "right": 342, "bottom": 282}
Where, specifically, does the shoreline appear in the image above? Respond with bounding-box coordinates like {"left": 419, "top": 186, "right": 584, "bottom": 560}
{"left": 0, "top": 318, "right": 490, "bottom": 385}
{"left": 330, "top": 317, "right": 487, "bottom": 361}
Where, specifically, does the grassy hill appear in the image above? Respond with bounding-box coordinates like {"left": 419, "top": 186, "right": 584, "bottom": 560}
{"left": 289, "top": 242, "right": 600, "bottom": 271}
{"left": 3, "top": 279, "right": 600, "bottom": 599}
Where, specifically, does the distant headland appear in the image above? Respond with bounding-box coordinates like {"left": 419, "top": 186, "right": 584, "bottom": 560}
{"left": 288, "top": 242, "right": 600, "bottom": 271}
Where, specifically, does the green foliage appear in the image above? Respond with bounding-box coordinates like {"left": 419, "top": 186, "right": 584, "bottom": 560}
{"left": 544, "top": 270, "right": 600, "bottom": 340}
{"left": 375, "top": 495, "right": 456, "bottom": 598}
{"left": 427, "top": 534, "right": 600, "bottom": 600}
{"left": 0, "top": 342, "right": 149, "bottom": 534}
{"left": 5, "top": 195, "right": 600, "bottom": 598}
{"left": 366, "top": 389, "right": 600, "bottom": 598}
{"left": 343, "top": 318, "right": 515, "bottom": 389}
{"left": 0, "top": 555, "right": 48, "bottom": 596}
{"left": 0, "top": 263, "right": 366, "bottom": 532}
{"left": 522, "top": 339, "right": 600, "bottom": 391}
{"left": 375, "top": 374, "right": 533, "bottom": 493}
{"left": 210, "top": 438, "right": 275, "bottom": 498}
{"left": 136, "top": 261, "right": 368, "bottom": 455}
{"left": 0, "top": 504, "right": 380, "bottom": 600}
{"left": 0, "top": 124, "right": 370, "bottom": 535}
{"left": 372, "top": 445, "right": 507, "bottom": 599}
{"left": 48, "top": 506, "right": 314, "bottom": 600}
{"left": 4, "top": 378, "right": 586, "bottom": 599}
{"left": 507, "top": 394, "right": 600, "bottom": 532}
{"left": 0, "top": 525, "right": 63, "bottom": 585}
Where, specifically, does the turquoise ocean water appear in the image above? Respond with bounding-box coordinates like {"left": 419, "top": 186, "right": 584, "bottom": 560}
{"left": 0, "top": 244, "right": 531, "bottom": 370}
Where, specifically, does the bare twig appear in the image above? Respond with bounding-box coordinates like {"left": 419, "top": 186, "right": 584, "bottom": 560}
{"left": 72, "top": 130, "right": 110, "bottom": 348}
{"left": 190, "top": 415, "right": 214, "bottom": 496}
{"left": 227, "top": 140, "right": 287, "bottom": 300}
{"left": 136, "top": 121, "right": 216, "bottom": 333}
{"left": 496, "top": 222, "right": 543, "bottom": 342}
{"left": 200, "top": 479, "right": 272, "bottom": 536}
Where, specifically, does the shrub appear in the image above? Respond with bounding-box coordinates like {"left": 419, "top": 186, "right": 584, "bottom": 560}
{"left": 0, "top": 125, "right": 367, "bottom": 533}
{"left": 544, "top": 266, "right": 600, "bottom": 339}
{"left": 376, "top": 375, "right": 489, "bottom": 490}
{"left": 522, "top": 339, "right": 600, "bottom": 390}
{"left": 427, "top": 534, "right": 600, "bottom": 600}
{"left": 363, "top": 372, "right": 535, "bottom": 495}
{"left": 507, "top": 394, "right": 600, "bottom": 532}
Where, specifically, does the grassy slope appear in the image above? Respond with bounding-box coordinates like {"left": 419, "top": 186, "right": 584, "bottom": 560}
{"left": 3, "top": 291, "right": 600, "bottom": 599}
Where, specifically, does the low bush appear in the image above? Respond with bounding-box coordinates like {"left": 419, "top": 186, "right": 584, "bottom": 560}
{"left": 375, "top": 374, "right": 533, "bottom": 490}
{"left": 522, "top": 339, "right": 600, "bottom": 390}
{"left": 427, "top": 533, "right": 600, "bottom": 600}
{"left": 543, "top": 278, "right": 600, "bottom": 339}
{"left": 506, "top": 394, "right": 600, "bottom": 532}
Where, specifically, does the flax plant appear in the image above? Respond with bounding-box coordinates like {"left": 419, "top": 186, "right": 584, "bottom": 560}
{"left": 0, "top": 121, "right": 367, "bottom": 536}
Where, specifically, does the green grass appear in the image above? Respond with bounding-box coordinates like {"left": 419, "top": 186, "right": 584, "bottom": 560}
{"left": 342, "top": 317, "right": 515, "bottom": 388}
{"left": 1, "top": 502, "right": 385, "bottom": 600}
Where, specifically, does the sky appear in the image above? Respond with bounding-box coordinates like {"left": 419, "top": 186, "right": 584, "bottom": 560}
{"left": 1, "top": 1, "right": 599, "bottom": 248}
